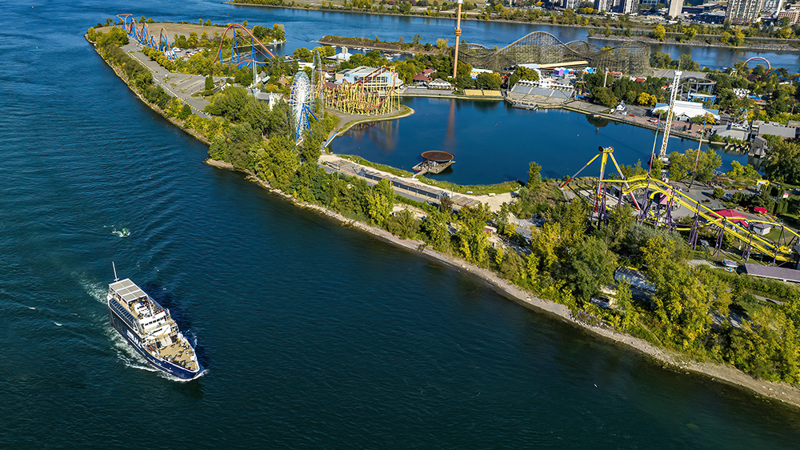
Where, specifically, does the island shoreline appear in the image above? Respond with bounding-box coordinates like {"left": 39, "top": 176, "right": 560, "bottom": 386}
{"left": 90, "top": 34, "right": 800, "bottom": 412}
{"left": 225, "top": 1, "right": 800, "bottom": 53}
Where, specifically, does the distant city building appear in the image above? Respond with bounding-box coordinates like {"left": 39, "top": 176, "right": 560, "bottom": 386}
{"left": 762, "top": 0, "right": 783, "bottom": 13}
{"left": 667, "top": 0, "right": 684, "bottom": 17}
{"left": 594, "top": 0, "right": 614, "bottom": 12}
{"left": 777, "top": 3, "right": 800, "bottom": 23}
{"left": 563, "top": 0, "right": 581, "bottom": 9}
{"left": 640, "top": 0, "right": 659, "bottom": 8}
{"left": 621, "top": 0, "right": 638, "bottom": 14}
{"left": 726, "top": 0, "right": 767, "bottom": 24}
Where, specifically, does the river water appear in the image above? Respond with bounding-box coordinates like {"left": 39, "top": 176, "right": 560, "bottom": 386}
{"left": 3, "top": 0, "right": 800, "bottom": 448}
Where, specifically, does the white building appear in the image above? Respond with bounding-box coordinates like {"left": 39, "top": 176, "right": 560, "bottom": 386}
{"left": 651, "top": 100, "right": 720, "bottom": 121}
{"left": 328, "top": 47, "right": 352, "bottom": 62}
{"left": 621, "top": 0, "right": 638, "bottom": 14}
{"left": 667, "top": 0, "right": 683, "bottom": 17}
{"left": 337, "top": 66, "right": 403, "bottom": 88}
{"left": 594, "top": 0, "right": 613, "bottom": 12}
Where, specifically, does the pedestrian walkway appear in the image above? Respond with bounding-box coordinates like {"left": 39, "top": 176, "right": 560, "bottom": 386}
{"left": 122, "top": 42, "right": 211, "bottom": 118}
{"left": 319, "top": 154, "right": 511, "bottom": 211}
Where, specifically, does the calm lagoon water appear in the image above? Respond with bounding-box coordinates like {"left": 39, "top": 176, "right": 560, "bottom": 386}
{"left": 331, "top": 97, "right": 748, "bottom": 185}
{"left": 2, "top": 1, "right": 800, "bottom": 448}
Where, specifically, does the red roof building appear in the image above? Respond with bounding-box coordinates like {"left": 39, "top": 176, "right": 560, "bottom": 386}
{"left": 712, "top": 209, "right": 749, "bottom": 227}
{"left": 412, "top": 73, "right": 430, "bottom": 82}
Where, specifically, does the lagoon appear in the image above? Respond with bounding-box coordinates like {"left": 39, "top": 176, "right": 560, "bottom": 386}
{"left": 330, "top": 97, "right": 748, "bottom": 185}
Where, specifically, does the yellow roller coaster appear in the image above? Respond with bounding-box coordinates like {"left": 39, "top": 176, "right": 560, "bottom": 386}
{"left": 592, "top": 176, "right": 799, "bottom": 262}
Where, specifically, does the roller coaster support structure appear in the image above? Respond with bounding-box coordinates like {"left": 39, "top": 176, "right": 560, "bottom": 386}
{"left": 714, "top": 219, "right": 726, "bottom": 262}
{"left": 688, "top": 206, "right": 701, "bottom": 250}
{"left": 560, "top": 146, "right": 641, "bottom": 212}
{"left": 743, "top": 231, "right": 753, "bottom": 262}
{"left": 658, "top": 70, "right": 682, "bottom": 159}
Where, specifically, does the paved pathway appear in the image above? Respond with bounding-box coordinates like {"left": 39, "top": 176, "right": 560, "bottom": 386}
{"left": 123, "top": 42, "right": 213, "bottom": 118}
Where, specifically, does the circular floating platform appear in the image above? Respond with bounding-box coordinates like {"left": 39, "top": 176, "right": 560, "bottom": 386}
{"left": 420, "top": 150, "right": 454, "bottom": 162}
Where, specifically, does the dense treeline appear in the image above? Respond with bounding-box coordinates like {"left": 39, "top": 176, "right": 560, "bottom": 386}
{"left": 89, "top": 27, "right": 172, "bottom": 109}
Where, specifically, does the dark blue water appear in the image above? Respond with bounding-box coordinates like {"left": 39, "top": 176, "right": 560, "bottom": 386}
{"left": 330, "top": 97, "right": 746, "bottom": 185}
{"left": 3, "top": 1, "right": 800, "bottom": 448}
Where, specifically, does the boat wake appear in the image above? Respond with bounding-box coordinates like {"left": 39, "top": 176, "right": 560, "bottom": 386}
{"left": 79, "top": 278, "right": 107, "bottom": 305}
{"left": 106, "top": 225, "right": 131, "bottom": 238}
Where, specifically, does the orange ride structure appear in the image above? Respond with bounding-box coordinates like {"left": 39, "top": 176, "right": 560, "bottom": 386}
{"left": 117, "top": 14, "right": 175, "bottom": 61}
{"left": 215, "top": 24, "right": 276, "bottom": 69}
{"left": 322, "top": 66, "right": 400, "bottom": 115}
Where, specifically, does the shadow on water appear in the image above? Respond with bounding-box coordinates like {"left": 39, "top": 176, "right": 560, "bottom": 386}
{"left": 586, "top": 115, "right": 612, "bottom": 128}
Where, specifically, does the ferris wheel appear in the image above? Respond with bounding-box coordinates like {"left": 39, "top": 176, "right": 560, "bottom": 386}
{"left": 289, "top": 72, "right": 317, "bottom": 143}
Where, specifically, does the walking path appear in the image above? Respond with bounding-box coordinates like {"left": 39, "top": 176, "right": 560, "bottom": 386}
{"left": 319, "top": 153, "right": 513, "bottom": 212}
{"left": 123, "top": 42, "right": 215, "bottom": 118}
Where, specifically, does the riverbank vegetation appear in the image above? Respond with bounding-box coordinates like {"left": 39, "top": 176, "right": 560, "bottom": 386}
{"left": 232, "top": 0, "right": 800, "bottom": 50}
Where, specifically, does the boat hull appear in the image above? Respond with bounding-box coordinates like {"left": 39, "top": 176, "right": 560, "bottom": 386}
{"left": 109, "top": 308, "right": 202, "bottom": 380}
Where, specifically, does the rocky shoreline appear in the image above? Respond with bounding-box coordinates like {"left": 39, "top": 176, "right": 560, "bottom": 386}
{"left": 229, "top": 2, "right": 799, "bottom": 53}
{"left": 590, "top": 34, "right": 799, "bottom": 53}
{"left": 92, "top": 33, "right": 800, "bottom": 411}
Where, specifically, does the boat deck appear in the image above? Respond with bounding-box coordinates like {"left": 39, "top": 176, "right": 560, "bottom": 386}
{"left": 156, "top": 340, "right": 198, "bottom": 372}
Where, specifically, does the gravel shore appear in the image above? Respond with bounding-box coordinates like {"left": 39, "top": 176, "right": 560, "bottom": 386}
{"left": 206, "top": 157, "right": 800, "bottom": 411}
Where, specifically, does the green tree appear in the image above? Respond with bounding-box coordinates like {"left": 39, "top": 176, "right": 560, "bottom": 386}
{"left": 765, "top": 140, "right": 800, "bottom": 183}
{"left": 476, "top": 72, "right": 502, "bottom": 90}
{"left": 679, "top": 54, "right": 700, "bottom": 71}
{"left": 253, "top": 135, "right": 299, "bottom": 190}
{"left": 422, "top": 208, "right": 451, "bottom": 251}
{"left": 364, "top": 179, "right": 395, "bottom": 226}
{"left": 653, "top": 24, "right": 666, "bottom": 41}
{"left": 293, "top": 47, "right": 313, "bottom": 61}
{"left": 385, "top": 209, "right": 421, "bottom": 239}
{"left": 592, "top": 87, "right": 618, "bottom": 108}
{"left": 562, "top": 236, "right": 617, "bottom": 299}
{"left": 528, "top": 161, "right": 542, "bottom": 188}
{"left": 205, "top": 75, "right": 214, "bottom": 91}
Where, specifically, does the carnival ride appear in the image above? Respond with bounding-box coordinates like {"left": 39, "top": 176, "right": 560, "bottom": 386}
{"left": 560, "top": 146, "right": 640, "bottom": 213}
{"left": 117, "top": 14, "right": 175, "bottom": 61}
{"left": 658, "top": 71, "right": 682, "bottom": 159}
{"left": 215, "top": 23, "right": 276, "bottom": 69}
{"left": 562, "top": 152, "right": 800, "bottom": 264}
{"left": 289, "top": 72, "right": 318, "bottom": 143}
{"left": 460, "top": 31, "right": 651, "bottom": 75}
{"left": 322, "top": 66, "right": 400, "bottom": 115}
{"left": 741, "top": 56, "right": 771, "bottom": 78}
{"left": 737, "top": 56, "right": 800, "bottom": 82}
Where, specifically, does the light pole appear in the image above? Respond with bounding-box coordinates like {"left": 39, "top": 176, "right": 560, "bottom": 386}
{"left": 452, "top": 0, "right": 463, "bottom": 79}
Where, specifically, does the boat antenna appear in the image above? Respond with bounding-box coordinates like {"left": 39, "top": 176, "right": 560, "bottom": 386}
{"left": 112, "top": 262, "right": 118, "bottom": 282}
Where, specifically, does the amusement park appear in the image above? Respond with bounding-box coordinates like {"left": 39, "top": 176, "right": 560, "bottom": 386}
{"left": 83, "top": 6, "right": 800, "bottom": 396}
{"left": 92, "top": 12, "right": 800, "bottom": 274}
